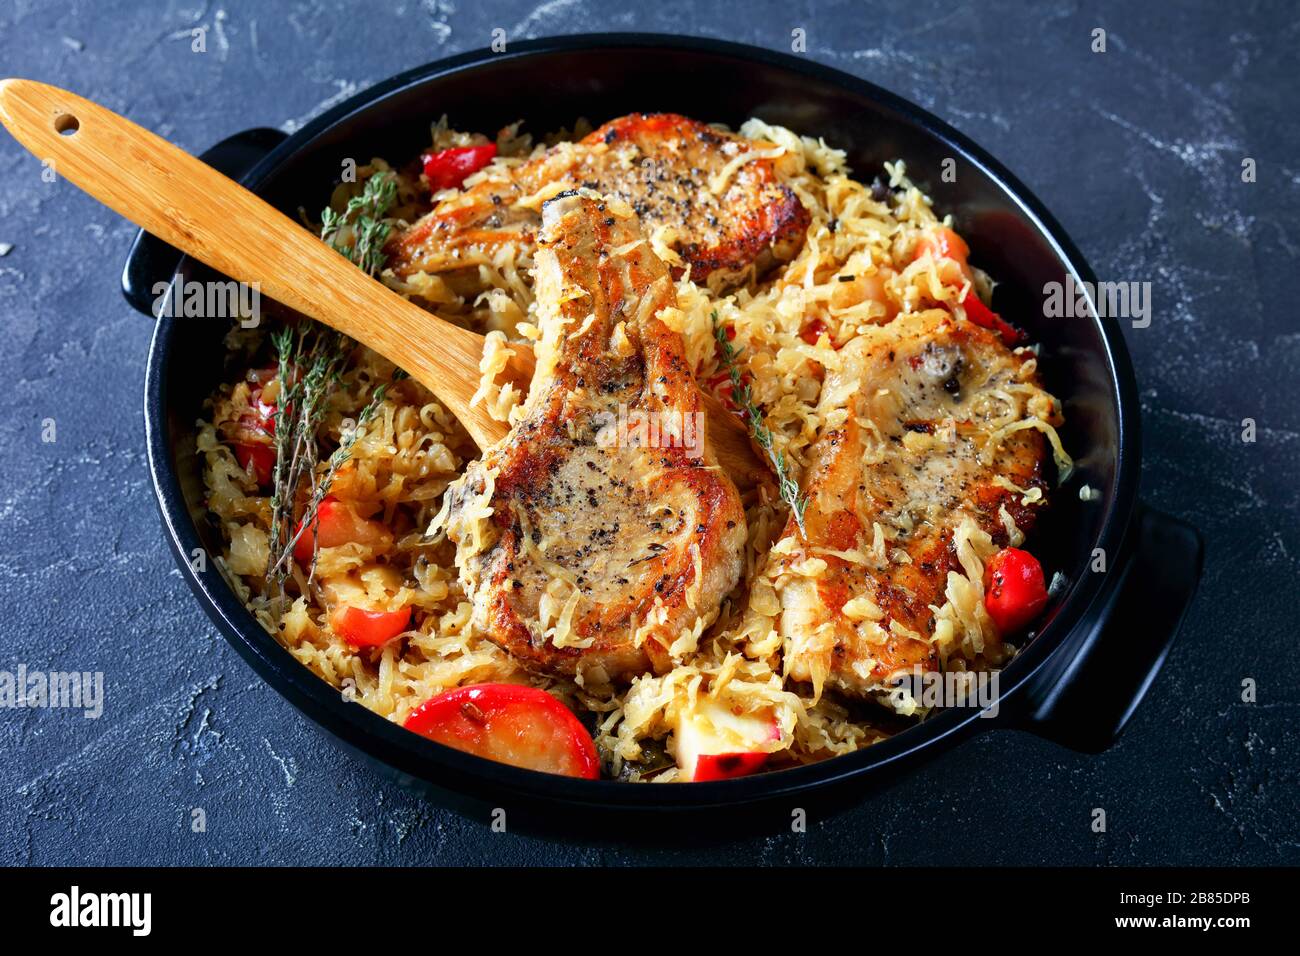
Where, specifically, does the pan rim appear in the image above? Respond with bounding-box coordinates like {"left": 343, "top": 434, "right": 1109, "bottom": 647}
{"left": 144, "top": 32, "right": 1141, "bottom": 811}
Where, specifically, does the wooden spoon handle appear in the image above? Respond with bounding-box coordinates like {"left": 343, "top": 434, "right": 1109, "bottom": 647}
{"left": 0, "top": 78, "right": 503, "bottom": 448}
{"left": 0, "top": 79, "right": 770, "bottom": 490}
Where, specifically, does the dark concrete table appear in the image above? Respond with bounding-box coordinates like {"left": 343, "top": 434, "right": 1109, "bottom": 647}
{"left": 2, "top": 0, "right": 1295, "bottom": 866}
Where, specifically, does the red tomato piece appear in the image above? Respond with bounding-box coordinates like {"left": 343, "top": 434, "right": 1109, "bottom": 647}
{"left": 705, "top": 370, "right": 749, "bottom": 418}
{"left": 983, "top": 547, "right": 1049, "bottom": 635}
{"left": 246, "top": 364, "right": 279, "bottom": 387}
{"left": 234, "top": 442, "right": 276, "bottom": 486}
{"left": 800, "top": 317, "right": 829, "bottom": 346}
{"left": 914, "top": 228, "right": 1024, "bottom": 346}
{"left": 959, "top": 290, "right": 1024, "bottom": 347}
{"left": 232, "top": 380, "right": 277, "bottom": 486}
{"left": 329, "top": 604, "right": 411, "bottom": 648}
{"left": 292, "top": 496, "right": 393, "bottom": 567}
{"left": 421, "top": 143, "right": 497, "bottom": 191}
{"left": 240, "top": 367, "right": 279, "bottom": 430}
{"left": 913, "top": 226, "right": 972, "bottom": 278}
{"left": 404, "top": 684, "right": 600, "bottom": 779}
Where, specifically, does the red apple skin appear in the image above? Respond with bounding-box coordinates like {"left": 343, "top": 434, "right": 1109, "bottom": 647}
{"left": 691, "top": 751, "right": 770, "bottom": 782}
{"left": 675, "top": 700, "right": 781, "bottom": 782}
{"left": 404, "top": 683, "right": 600, "bottom": 779}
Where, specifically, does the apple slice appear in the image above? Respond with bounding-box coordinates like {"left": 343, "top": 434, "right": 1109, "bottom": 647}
{"left": 404, "top": 684, "right": 600, "bottom": 779}
{"left": 674, "top": 697, "right": 782, "bottom": 782}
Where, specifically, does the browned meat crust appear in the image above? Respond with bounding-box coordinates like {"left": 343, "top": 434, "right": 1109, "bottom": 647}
{"left": 445, "top": 190, "right": 748, "bottom": 684}
{"left": 768, "top": 310, "right": 1055, "bottom": 699}
{"left": 387, "top": 113, "right": 810, "bottom": 292}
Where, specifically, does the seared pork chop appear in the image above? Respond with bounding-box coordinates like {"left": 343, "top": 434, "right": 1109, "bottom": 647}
{"left": 388, "top": 113, "right": 810, "bottom": 291}
{"left": 441, "top": 190, "right": 747, "bottom": 684}
{"left": 764, "top": 310, "right": 1061, "bottom": 701}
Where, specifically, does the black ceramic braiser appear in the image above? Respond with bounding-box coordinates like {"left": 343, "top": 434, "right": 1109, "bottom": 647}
{"left": 123, "top": 34, "right": 1203, "bottom": 827}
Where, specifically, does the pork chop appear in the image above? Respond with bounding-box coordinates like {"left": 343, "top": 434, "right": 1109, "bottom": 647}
{"left": 764, "top": 309, "right": 1061, "bottom": 702}
{"left": 388, "top": 113, "right": 810, "bottom": 291}
{"left": 440, "top": 190, "right": 748, "bottom": 685}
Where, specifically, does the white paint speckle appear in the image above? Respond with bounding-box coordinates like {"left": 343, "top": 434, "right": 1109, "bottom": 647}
{"left": 213, "top": 8, "right": 231, "bottom": 61}
{"left": 422, "top": 0, "right": 455, "bottom": 43}
{"left": 511, "top": 0, "right": 583, "bottom": 38}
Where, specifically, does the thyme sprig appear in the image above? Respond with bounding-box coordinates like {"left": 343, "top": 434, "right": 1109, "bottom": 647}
{"left": 320, "top": 172, "right": 398, "bottom": 275}
{"left": 264, "top": 172, "right": 400, "bottom": 598}
{"left": 267, "top": 373, "right": 400, "bottom": 585}
{"left": 711, "top": 311, "right": 808, "bottom": 537}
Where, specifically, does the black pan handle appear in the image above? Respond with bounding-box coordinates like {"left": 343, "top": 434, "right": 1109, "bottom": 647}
{"left": 120, "top": 126, "right": 288, "bottom": 317}
{"left": 1013, "top": 505, "right": 1203, "bottom": 753}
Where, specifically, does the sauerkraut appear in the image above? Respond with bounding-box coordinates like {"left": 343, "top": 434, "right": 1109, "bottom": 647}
{"left": 198, "top": 116, "right": 1069, "bottom": 781}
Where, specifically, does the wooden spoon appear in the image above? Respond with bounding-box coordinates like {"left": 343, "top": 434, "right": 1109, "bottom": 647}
{"left": 0, "top": 79, "right": 768, "bottom": 490}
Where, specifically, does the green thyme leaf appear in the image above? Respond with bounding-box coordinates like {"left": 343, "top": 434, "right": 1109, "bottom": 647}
{"left": 320, "top": 171, "right": 399, "bottom": 277}
{"left": 264, "top": 171, "right": 402, "bottom": 597}
{"left": 710, "top": 311, "right": 808, "bottom": 537}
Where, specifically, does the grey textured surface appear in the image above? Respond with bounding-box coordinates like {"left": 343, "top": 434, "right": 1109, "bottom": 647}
{"left": 1, "top": 0, "right": 1296, "bottom": 866}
